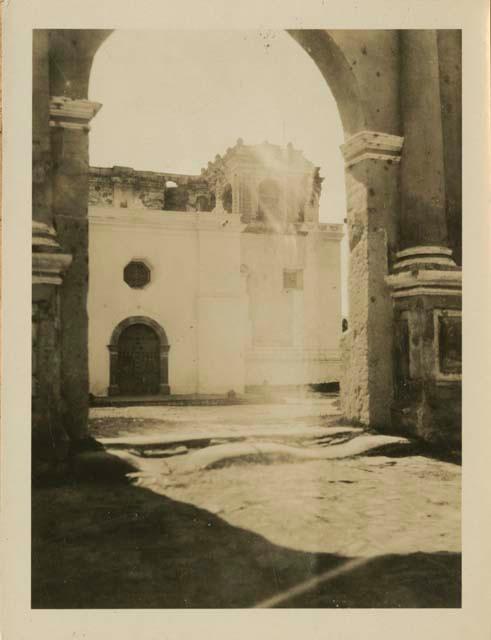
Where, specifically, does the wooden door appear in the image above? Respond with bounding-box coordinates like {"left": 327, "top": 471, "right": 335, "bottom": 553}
{"left": 117, "top": 324, "right": 160, "bottom": 395}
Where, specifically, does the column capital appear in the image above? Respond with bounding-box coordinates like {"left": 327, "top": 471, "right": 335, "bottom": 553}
{"left": 340, "top": 130, "right": 404, "bottom": 167}
{"left": 49, "top": 96, "right": 102, "bottom": 131}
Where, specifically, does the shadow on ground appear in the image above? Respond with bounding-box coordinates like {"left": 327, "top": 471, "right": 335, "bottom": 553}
{"left": 32, "top": 473, "right": 461, "bottom": 609}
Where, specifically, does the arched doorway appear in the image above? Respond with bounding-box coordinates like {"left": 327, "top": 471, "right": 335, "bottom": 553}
{"left": 108, "top": 317, "right": 170, "bottom": 396}
{"left": 117, "top": 324, "right": 159, "bottom": 395}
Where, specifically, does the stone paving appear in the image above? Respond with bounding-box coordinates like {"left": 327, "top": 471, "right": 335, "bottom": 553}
{"left": 144, "top": 455, "right": 460, "bottom": 558}
{"left": 31, "top": 396, "right": 461, "bottom": 608}
{"left": 89, "top": 393, "right": 343, "bottom": 440}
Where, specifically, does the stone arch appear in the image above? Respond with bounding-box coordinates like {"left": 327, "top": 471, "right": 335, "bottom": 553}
{"left": 287, "top": 30, "right": 366, "bottom": 138}
{"left": 35, "top": 28, "right": 409, "bottom": 446}
{"left": 48, "top": 29, "right": 113, "bottom": 100}
{"left": 108, "top": 316, "right": 170, "bottom": 396}
{"left": 83, "top": 29, "right": 370, "bottom": 138}
{"left": 109, "top": 315, "right": 169, "bottom": 347}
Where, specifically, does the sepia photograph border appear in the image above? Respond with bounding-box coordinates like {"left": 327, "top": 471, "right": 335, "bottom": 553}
{"left": 2, "top": 0, "right": 491, "bottom": 638}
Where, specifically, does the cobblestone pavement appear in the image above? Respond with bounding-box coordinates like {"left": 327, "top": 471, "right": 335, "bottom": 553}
{"left": 32, "top": 398, "right": 461, "bottom": 608}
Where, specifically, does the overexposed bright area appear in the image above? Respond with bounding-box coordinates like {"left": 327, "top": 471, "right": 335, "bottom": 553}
{"left": 89, "top": 30, "right": 348, "bottom": 312}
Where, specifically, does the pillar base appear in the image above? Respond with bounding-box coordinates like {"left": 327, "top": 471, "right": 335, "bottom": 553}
{"left": 386, "top": 265, "right": 462, "bottom": 447}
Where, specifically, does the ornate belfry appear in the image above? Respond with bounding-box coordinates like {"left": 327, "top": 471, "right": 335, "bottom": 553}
{"left": 201, "top": 138, "right": 323, "bottom": 228}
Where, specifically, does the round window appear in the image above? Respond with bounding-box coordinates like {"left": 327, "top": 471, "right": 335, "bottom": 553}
{"left": 124, "top": 261, "right": 151, "bottom": 289}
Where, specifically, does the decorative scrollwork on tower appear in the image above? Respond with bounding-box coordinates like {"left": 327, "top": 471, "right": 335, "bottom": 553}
{"left": 201, "top": 154, "right": 227, "bottom": 205}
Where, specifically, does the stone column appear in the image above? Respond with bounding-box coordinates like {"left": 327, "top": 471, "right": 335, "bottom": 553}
{"left": 49, "top": 96, "right": 102, "bottom": 441}
{"left": 32, "top": 32, "right": 76, "bottom": 468}
{"left": 339, "top": 131, "right": 404, "bottom": 429}
{"left": 385, "top": 31, "right": 462, "bottom": 445}
{"left": 32, "top": 223, "right": 73, "bottom": 468}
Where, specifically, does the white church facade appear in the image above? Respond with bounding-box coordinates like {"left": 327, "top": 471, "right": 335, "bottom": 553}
{"left": 87, "top": 140, "right": 343, "bottom": 397}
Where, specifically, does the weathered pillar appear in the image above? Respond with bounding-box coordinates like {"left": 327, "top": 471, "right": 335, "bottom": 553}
{"left": 339, "top": 131, "right": 404, "bottom": 428}
{"left": 49, "top": 96, "right": 101, "bottom": 441}
{"left": 32, "top": 226, "right": 73, "bottom": 468}
{"left": 385, "top": 30, "right": 461, "bottom": 446}
{"left": 32, "top": 32, "right": 74, "bottom": 469}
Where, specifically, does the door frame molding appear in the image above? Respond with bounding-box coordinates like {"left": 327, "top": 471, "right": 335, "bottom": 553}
{"left": 107, "top": 316, "right": 171, "bottom": 396}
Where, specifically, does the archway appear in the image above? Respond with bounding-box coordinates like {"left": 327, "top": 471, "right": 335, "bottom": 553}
{"left": 108, "top": 316, "right": 170, "bottom": 396}
{"left": 37, "top": 28, "right": 465, "bottom": 453}
{"left": 36, "top": 28, "right": 400, "bottom": 437}
{"left": 83, "top": 28, "right": 402, "bottom": 429}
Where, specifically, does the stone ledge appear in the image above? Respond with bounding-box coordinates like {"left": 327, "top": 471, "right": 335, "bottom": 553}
{"left": 32, "top": 252, "right": 72, "bottom": 286}
{"left": 394, "top": 245, "right": 457, "bottom": 271}
{"left": 340, "top": 130, "right": 404, "bottom": 167}
{"left": 49, "top": 96, "right": 102, "bottom": 131}
{"left": 385, "top": 269, "right": 462, "bottom": 298}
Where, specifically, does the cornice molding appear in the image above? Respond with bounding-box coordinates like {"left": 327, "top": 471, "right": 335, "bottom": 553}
{"left": 49, "top": 96, "right": 102, "bottom": 131}
{"left": 32, "top": 220, "right": 60, "bottom": 252}
{"left": 385, "top": 268, "right": 462, "bottom": 298}
{"left": 33, "top": 252, "right": 73, "bottom": 286}
{"left": 88, "top": 208, "right": 247, "bottom": 234}
{"left": 393, "top": 245, "right": 457, "bottom": 271}
{"left": 340, "top": 130, "right": 404, "bottom": 167}
{"left": 33, "top": 221, "right": 72, "bottom": 284}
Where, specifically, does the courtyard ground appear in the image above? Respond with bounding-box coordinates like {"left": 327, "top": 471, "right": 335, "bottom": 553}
{"left": 32, "top": 395, "right": 461, "bottom": 608}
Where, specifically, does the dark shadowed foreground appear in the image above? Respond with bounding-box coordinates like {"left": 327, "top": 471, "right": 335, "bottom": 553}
{"left": 32, "top": 476, "right": 460, "bottom": 609}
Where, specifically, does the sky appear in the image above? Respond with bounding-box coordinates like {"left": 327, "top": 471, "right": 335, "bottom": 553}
{"left": 89, "top": 30, "right": 348, "bottom": 313}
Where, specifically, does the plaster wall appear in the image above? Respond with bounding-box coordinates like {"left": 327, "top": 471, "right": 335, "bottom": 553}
{"left": 196, "top": 222, "right": 246, "bottom": 394}
{"left": 89, "top": 209, "right": 342, "bottom": 394}
{"left": 88, "top": 208, "right": 245, "bottom": 395}
{"left": 242, "top": 225, "right": 342, "bottom": 386}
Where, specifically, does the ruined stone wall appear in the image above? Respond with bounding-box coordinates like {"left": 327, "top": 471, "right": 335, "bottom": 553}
{"left": 89, "top": 166, "right": 212, "bottom": 212}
